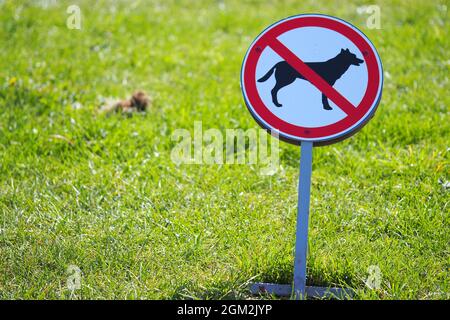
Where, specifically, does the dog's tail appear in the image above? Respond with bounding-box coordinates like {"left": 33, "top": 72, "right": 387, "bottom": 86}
{"left": 257, "top": 63, "right": 278, "bottom": 82}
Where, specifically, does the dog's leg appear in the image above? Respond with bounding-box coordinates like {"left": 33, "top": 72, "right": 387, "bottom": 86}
{"left": 271, "top": 85, "right": 283, "bottom": 107}
{"left": 271, "top": 67, "right": 296, "bottom": 107}
{"left": 322, "top": 93, "right": 333, "bottom": 110}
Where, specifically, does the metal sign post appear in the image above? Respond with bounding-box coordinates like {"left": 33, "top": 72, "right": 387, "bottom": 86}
{"left": 242, "top": 14, "right": 383, "bottom": 299}
{"left": 293, "top": 140, "right": 313, "bottom": 299}
{"left": 250, "top": 142, "right": 352, "bottom": 299}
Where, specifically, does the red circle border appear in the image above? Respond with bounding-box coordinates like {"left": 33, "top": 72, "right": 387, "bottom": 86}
{"left": 242, "top": 15, "right": 382, "bottom": 143}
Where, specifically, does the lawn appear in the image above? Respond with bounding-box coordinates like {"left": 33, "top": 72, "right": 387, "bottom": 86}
{"left": 0, "top": 0, "right": 449, "bottom": 299}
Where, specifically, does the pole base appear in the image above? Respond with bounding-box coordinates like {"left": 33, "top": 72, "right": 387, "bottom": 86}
{"left": 249, "top": 282, "right": 354, "bottom": 299}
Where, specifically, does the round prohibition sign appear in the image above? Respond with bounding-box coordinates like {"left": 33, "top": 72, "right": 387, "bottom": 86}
{"left": 241, "top": 14, "right": 383, "bottom": 145}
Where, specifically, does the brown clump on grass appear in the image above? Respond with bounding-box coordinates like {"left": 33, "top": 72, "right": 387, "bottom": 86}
{"left": 100, "top": 90, "right": 151, "bottom": 113}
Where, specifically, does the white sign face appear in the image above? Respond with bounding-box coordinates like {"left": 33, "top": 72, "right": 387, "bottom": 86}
{"left": 241, "top": 14, "right": 383, "bottom": 145}
{"left": 256, "top": 27, "right": 369, "bottom": 127}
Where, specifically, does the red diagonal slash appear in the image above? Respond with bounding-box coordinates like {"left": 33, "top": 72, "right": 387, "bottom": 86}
{"left": 266, "top": 38, "right": 357, "bottom": 115}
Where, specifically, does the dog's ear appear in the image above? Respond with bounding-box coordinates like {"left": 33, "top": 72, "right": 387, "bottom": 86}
{"left": 340, "top": 48, "right": 345, "bottom": 53}
{"left": 345, "top": 48, "right": 350, "bottom": 52}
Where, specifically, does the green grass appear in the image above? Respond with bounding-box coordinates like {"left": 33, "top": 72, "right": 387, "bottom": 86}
{"left": 0, "top": 0, "right": 449, "bottom": 299}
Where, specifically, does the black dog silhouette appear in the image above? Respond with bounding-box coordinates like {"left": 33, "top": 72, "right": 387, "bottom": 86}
{"left": 258, "top": 48, "right": 364, "bottom": 110}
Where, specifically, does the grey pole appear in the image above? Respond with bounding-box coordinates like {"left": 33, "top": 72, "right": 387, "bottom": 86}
{"left": 249, "top": 139, "right": 352, "bottom": 299}
{"left": 293, "top": 140, "right": 313, "bottom": 299}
